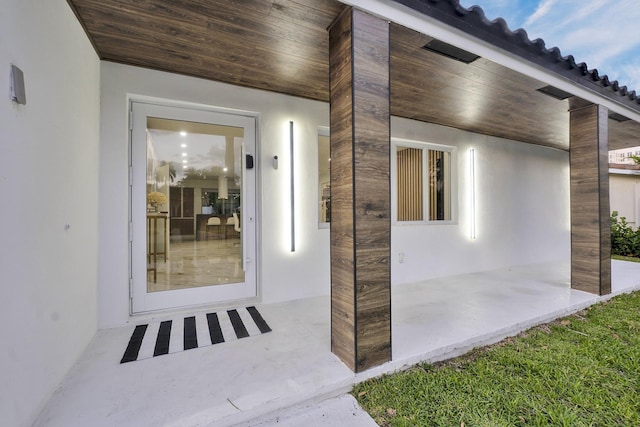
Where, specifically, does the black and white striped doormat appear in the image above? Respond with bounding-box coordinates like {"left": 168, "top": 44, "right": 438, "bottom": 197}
{"left": 121, "top": 306, "right": 271, "bottom": 363}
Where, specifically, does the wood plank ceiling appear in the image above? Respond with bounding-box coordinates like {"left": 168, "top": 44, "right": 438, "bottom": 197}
{"left": 68, "top": 0, "right": 640, "bottom": 151}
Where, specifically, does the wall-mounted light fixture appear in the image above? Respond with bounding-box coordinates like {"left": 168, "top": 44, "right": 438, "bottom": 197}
{"left": 10, "top": 64, "right": 26, "bottom": 105}
{"left": 290, "top": 121, "right": 295, "bottom": 252}
{"left": 469, "top": 148, "right": 476, "bottom": 240}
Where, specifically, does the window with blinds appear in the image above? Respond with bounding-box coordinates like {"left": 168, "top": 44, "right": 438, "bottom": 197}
{"left": 397, "top": 147, "right": 424, "bottom": 221}
{"left": 394, "top": 142, "right": 454, "bottom": 223}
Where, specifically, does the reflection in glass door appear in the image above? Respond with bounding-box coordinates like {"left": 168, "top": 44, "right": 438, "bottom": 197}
{"left": 146, "top": 117, "right": 244, "bottom": 291}
{"left": 131, "top": 102, "right": 256, "bottom": 313}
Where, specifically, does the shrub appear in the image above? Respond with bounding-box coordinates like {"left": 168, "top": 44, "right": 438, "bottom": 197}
{"left": 611, "top": 211, "right": 640, "bottom": 257}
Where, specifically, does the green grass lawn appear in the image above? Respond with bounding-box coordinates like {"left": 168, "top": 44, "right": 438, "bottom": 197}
{"left": 613, "top": 254, "right": 640, "bottom": 263}
{"left": 354, "top": 291, "right": 640, "bottom": 427}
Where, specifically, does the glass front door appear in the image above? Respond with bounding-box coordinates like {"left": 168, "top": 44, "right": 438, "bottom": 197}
{"left": 130, "top": 102, "right": 257, "bottom": 313}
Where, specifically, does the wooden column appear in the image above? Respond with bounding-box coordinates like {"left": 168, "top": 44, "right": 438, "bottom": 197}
{"left": 569, "top": 100, "right": 611, "bottom": 295}
{"left": 328, "top": 8, "right": 391, "bottom": 372}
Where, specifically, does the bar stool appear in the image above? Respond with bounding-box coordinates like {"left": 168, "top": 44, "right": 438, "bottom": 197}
{"left": 206, "top": 217, "right": 222, "bottom": 239}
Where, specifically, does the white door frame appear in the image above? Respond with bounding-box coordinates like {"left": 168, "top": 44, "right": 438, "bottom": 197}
{"left": 129, "top": 100, "right": 258, "bottom": 314}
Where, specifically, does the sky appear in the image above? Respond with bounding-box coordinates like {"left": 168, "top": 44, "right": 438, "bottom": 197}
{"left": 458, "top": 0, "right": 640, "bottom": 92}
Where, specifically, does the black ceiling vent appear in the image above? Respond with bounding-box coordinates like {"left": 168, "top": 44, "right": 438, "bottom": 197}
{"left": 422, "top": 39, "right": 480, "bottom": 64}
{"left": 609, "top": 112, "right": 630, "bottom": 122}
{"left": 537, "top": 85, "right": 573, "bottom": 100}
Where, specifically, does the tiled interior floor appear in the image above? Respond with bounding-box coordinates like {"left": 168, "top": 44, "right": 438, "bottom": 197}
{"left": 148, "top": 238, "right": 244, "bottom": 292}
{"left": 35, "top": 261, "right": 640, "bottom": 427}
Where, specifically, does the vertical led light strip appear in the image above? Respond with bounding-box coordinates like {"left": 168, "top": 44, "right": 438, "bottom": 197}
{"left": 469, "top": 148, "right": 476, "bottom": 240}
{"left": 290, "top": 121, "right": 296, "bottom": 252}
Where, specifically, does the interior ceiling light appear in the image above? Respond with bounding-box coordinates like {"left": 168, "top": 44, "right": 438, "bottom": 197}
{"left": 180, "top": 131, "right": 187, "bottom": 136}
{"left": 536, "top": 85, "right": 573, "bottom": 100}
{"left": 609, "top": 112, "right": 630, "bottom": 122}
{"left": 181, "top": 143, "right": 187, "bottom": 148}
{"left": 422, "top": 39, "right": 480, "bottom": 64}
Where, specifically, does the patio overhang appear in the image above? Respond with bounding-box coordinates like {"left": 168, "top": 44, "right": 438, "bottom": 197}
{"left": 67, "top": 0, "right": 640, "bottom": 371}
{"left": 67, "top": 0, "right": 640, "bottom": 152}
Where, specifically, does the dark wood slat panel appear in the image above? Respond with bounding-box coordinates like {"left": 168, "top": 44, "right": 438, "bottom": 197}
{"left": 597, "top": 107, "right": 612, "bottom": 295}
{"left": 609, "top": 119, "right": 640, "bottom": 151}
{"left": 393, "top": 24, "right": 543, "bottom": 107}
{"left": 353, "top": 8, "right": 391, "bottom": 370}
{"left": 390, "top": 23, "right": 569, "bottom": 150}
{"left": 68, "top": 0, "right": 640, "bottom": 150}
{"left": 392, "top": 79, "right": 567, "bottom": 149}
{"left": 569, "top": 102, "right": 611, "bottom": 295}
{"left": 330, "top": 8, "right": 391, "bottom": 372}
{"left": 329, "top": 7, "right": 356, "bottom": 371}
{"left": 237, "top": 45, "right": 328, "bottom": 97}
{"left": 391, "top": 78, "right": 567, "bottom": 149}
{"left": 205, "top": 7, "right": 330, "bottom": 52}
{"left": 81, "top": 1, "right": 330, "bottom": 63}
{"left": 69, "top": 0, "right": 340, "bottom": 101}
{"left": 269, "top": 0, "right": 345, "bottom": 30}
{"left": 94, "top": 0, "right": 331, "bottom": 50}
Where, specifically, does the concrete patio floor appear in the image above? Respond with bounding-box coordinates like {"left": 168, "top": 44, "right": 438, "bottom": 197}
{"left": 34, "top": 260, "right": 640, "bottom": 427}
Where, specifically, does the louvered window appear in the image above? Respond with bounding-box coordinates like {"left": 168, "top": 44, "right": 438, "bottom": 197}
{"left": 394, "top": 141, "right": 454, "bottom": 223}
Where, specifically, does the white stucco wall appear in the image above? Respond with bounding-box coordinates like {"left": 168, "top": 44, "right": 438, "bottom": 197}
{"left": 610, "top": 173, "right": 640, "bottom": 228}
{"left": 98, "top": 62, "right": 332, "bottom": 327}
{"left": 391, "top": 117, "right": 570, "bottom": 284}
{"left": 0, "top": 2, "right": 100, "bottom": 426}
{"left": 98, "top": 63, "right": 570, "bottom": 328}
